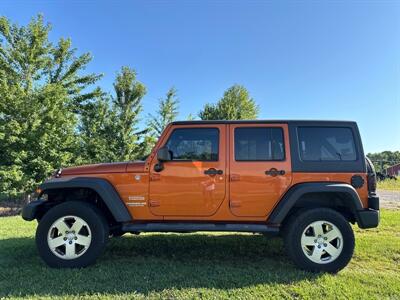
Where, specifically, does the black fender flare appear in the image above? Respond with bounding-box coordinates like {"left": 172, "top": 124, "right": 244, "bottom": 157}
{"left": 267, "top": 182, "right": 363, "bottom": 225}
{"left": 38, "top": 177, "right": 132, "bottom": 222}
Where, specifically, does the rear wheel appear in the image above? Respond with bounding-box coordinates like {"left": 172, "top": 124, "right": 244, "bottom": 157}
{"left": 283, "top": 208, "right": 355, "bottom": 273}
{"left": 36, "top": 201, "right": 109, "bottom": 268}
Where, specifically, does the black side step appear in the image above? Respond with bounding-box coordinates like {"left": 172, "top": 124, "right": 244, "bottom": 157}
{"left": 122, "top": 223, "right": 279, "bottom": 234}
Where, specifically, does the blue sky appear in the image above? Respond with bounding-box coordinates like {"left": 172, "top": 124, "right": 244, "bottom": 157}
{"left": 1, "top": 1, "right": 399, "bottom": 153}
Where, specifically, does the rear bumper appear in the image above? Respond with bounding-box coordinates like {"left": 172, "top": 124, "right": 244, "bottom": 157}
{"left": 21, "top": 199, "right": 46, "bottom": 221}
{"left": 357, "top": 209, "right": 379, "bottom": 229}
{"left": 357, "top": 194, "right": 380, "bottom": 229}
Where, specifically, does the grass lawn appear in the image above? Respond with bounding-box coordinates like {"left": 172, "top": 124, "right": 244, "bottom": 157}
{"left": 0, "top": 211, "right": 399, "bottom": 299}
{"left": 378, "top": 178, "right": 400, "bottom": 191}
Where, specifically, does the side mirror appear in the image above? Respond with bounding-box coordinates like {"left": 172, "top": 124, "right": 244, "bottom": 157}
{"left": 157, "top": 146, "right": 172, "bottom": 162}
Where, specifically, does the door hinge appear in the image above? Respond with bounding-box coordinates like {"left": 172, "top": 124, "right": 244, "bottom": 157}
{"left": 230, "top": 174, "right": 240, "bottom": 181}
{"left": 149, "top": 200, "right": 160, "bottom": 207}
{"left": 150, "top": 173, "right": 161, "bottom": 181}
{"left": 230, "top": 201, "right": 241, "bottom": 208}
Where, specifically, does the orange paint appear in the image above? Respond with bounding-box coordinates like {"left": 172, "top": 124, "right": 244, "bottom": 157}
{"left": 228, "top": 123, "right": 293, "bottom": 217}
{"left": 59, "top": 122, "right": 369, "bottom": 223}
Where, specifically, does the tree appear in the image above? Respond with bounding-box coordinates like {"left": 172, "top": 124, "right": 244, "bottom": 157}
{"left": 367, "top": 151, "right": 400, "bottom": 173}
{"left": 0, "top": 15, "right": 101, "bottom": 197}
{"left": 199, "top": 84, "right": 259, "bottom": 120}
{"left": 109, "top": 66, "right": 146, "bottom": 161}
{"left": 186, "top": 113, "right": 196, "bottom": 120}
{"left": 147, "top": 87, "right": 179, "bottom": 137}
{"left": 138, "top": 87, "right": 180, "bottom": 159}
{"left": 78, "top": 67, "right": 150, "bottom": 163}
{"left": 78, "top": 95, "right": 115, "bottom": 164}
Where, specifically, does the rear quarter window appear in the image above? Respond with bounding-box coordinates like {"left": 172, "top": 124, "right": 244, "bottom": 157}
{"left": 298, "top": 127, "right": 357, "bottom": 161}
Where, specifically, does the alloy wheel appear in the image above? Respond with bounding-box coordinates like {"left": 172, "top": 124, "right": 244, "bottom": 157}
{"left": 47, "top": 215, "right": 92, "bottom": 260}
{"left": 300, "top": 220, "right": 343, "bottom": 264}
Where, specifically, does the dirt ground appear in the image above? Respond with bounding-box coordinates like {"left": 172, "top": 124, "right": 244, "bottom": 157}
{"left": 1, "top": 190, "right": 399, "bottom": 217}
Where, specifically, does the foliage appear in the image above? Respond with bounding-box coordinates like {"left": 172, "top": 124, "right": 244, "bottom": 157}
{"left": 140, "top": 87, "right": 180, "bottom": 157}
{"left": 0, "top": 15, "right": 101, "bottom": 196}
{"left": 0, "top": 210, "right": 399, "bottom": 298}
{"left": 78, "top": 95, "right": 115, "bottom": 163}
{"left": 186, "top": 113, "right": 196, "bottom": 120}
{"left": 109, "top": 66, "right": 146, "bottom": 161}
{"left": 147, "top": 87, "right": 179, "bottom": 137}
{"left": 199, "top": 84, "right": 259, "bottom": 120}
{"left": 79, "top": 66, "right": 148, "bottom": 163}
{"left": 0, "top": 15, "right": 267, "bottom": 199}
{"left": 367, "top": 151, "right": 400, "bottom": 173}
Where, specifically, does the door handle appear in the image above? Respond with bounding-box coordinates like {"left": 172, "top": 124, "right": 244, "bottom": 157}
{"left": 204, "top": 168, "right": 223, "bottom": 176}
{"left": 265, "top": 168, "right": 285, "bottom": 177}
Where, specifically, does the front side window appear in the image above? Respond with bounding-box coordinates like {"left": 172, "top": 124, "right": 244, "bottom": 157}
{"left": 165, "top": 128, "right": 219, "bottom": 161}
{"left": 298, "top": 127, "right": 357, "bottom": 161}
{"left": 235, "top": 127, "right": 285, "bottom": 161}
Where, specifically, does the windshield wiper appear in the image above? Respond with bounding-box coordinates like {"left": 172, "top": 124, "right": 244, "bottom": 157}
{"left": 336, "top": 152, "right": 343, "bottom": 161}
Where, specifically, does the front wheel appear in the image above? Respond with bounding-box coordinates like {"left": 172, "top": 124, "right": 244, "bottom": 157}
{"left": 283, "top": 208, "right": 355, "bottom": 273}
{"left": 36, "top": 201, "right": 109, "bottom": 268}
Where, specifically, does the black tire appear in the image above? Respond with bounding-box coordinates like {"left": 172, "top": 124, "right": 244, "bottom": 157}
{"left": 283, "top": 208, "right": 355, "bottom": 273}
{"left": 36, "top": 201, "right": 109, "bottom": 268}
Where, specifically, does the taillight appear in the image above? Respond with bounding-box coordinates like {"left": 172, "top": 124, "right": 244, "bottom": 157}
{"left": 365, "top": 157, "right": 377, "bottom": 194}
{"left": 367, "top": 173, "right": 377, "bottom": 193}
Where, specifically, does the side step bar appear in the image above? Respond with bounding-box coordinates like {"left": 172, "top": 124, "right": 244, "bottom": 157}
{"left": 122, "top": 222, "right": 279, "bottom": 234}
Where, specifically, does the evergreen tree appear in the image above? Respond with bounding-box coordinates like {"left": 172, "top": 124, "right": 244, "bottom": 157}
{"left": 148, "top": 87, "right": 179, "bottom": 137}
{"left": 110, "top": 66, "right": 146, "bottom": 161}
{"left": 78, "top": 67, "right": 149, "bottom": 163}
{"left": 186, "top": 113, "right": 196, "bottom": 120}
{"left": 199, "top": 84, "right": 259, "bottom": 120}
{"left": 78, "top": 95, "right": 115, "bottom": 163}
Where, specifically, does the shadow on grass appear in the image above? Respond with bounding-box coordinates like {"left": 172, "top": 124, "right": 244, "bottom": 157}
{"left": 0, "top": 233, "right": 320, "bottom": 297}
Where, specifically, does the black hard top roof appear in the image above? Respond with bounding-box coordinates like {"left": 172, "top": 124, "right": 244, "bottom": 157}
{"left": 171, "top": 120, "right": 357, "bottom": 126}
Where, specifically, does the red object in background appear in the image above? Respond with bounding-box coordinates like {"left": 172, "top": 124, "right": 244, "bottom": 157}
{"left": 386, "top": 163, "right": 400, "bottom": 177}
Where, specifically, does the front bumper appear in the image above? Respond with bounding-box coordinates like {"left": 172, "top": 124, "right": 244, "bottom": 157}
{"left": 21, "top": 199, "right": 46, "bottom": 221}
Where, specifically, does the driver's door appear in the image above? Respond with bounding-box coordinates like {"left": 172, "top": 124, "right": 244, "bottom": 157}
{"left": 149, "top": 125, "right": 226, "bottom": 217}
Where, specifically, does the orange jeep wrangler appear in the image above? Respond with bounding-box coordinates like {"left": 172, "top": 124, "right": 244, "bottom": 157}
{"left": 22, "top": 120, "right": 379, "bottom": 272}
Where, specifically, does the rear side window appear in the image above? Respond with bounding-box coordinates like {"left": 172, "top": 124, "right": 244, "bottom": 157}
{"left": 298, "top": 127, "right": 357, "bottom": 161}
{"left": 235, "top": 127, "right": 285, "bottom": 161}
{"left": 166, "top": 128, "right": 219, "bottom": 161}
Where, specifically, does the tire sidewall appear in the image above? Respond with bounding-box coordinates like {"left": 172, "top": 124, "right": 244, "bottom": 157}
{"left": 285, "top": 208, "right": 355, "bottom": 273}
{"left": 36, "top": 201, "right": 109, "bottom": 268}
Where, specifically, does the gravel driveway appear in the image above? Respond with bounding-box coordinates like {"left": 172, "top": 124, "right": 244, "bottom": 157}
{"left": 378, "top": 190, "right": 400, "bottom": 210}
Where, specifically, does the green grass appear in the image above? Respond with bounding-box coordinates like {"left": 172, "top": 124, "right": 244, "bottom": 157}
{"left": 378, "top": 178, "right": 400, "bottom": 191}
{"left": 0, "top": 211, "right": 399, "bottom": 299}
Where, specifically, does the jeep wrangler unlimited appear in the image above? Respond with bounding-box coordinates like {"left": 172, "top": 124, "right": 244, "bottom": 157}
{"left": 22, "top": 120, "right": 379, "bottom": 272}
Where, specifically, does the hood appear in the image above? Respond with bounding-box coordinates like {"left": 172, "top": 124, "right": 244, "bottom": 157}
{"left": 126, "top": 161, "right": 146, "bottom": 172}
{"left": 60, "top": 162, "right": 129, "bottom": 176}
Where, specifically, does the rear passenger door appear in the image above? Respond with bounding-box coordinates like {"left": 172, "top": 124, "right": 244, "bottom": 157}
{"left": 229, "top": 124, "right": 292, "bottom": 217}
